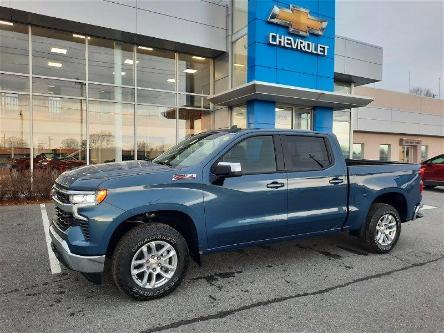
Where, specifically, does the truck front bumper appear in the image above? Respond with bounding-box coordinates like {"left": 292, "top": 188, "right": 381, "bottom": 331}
{"left": 49, "top": 224, "right": 105, "bottom": 273}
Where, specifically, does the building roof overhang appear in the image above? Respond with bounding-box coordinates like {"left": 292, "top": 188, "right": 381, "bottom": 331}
{"left": 208, "top": 81, "right": 373, "bottom": 110}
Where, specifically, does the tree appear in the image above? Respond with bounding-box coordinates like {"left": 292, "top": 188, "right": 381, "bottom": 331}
{"left": 410, "top": 87, "right": 437, "bottom": 98}
{"left": 61, "top": 138, "right": 80, "bottom": 149}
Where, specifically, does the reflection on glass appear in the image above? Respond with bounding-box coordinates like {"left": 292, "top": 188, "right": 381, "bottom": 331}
{"left": 333, "top": 110, "right": 351, "bottom": 158}
{"left": 177, "top": 108, "right": 212, "bottom": 141}
{"left": 232, "top": 36, "right": 247, "bottom": 88}
{"left": 89, "top": 38, "right": 134, "bottom": 86}
{"left": 293, "top": 111, "right": 311, "bottom": 130}
{"left": 0, "top": 22, "right": 28, "bottom": 73}
{"left": 32, "top": 95, "right": 86, "bottom": 171}
{"left": 0, "top": 93, "right": 30, "bottom": 171}
{"left": 138, "top": 89, "right": 175, "bottom": 106}
{"left": 33, "top": 77, "right": 85, "bottom": 97}
{"left": 177, "top": 93, "right": 209, "bottom": 109}
{"left": 88, "top": 100, "right": 134, "bottom": 164}
{"left": 275, "top": 105, "right": 292, "bottom": 129}
{"left": 137, "top": 47, "right": 175, "bottom": 91}
{"left": 334, "top": 81, "right": 352, "bottom": 94}
{"left": 89, "top": 84, "right": 134, "bottom": 102}
{"left": 178, "top": 53, "right": 210, "bottom": 95}
{"left": 0, "top": 74, "right": 29, "bottom": 92}
{"left": 421, "top": 145, "right": 428, "bottom": 161}
{"left": 136, "top": 104, "right": 176, "bottom": 161}
{"left": 32, "top": 27, "right": 86, "bottom": 80}
{"left": 233, "top": 0, "right": 248, "bottom": 33}
{"left": 352, "top": 143, "right": 364, "bottom": 159}
{"left": 231, "top": 106, "right": 246, "bottom": 128}
{"left": 379, "top": 144, "right": 391, "bottom": 161}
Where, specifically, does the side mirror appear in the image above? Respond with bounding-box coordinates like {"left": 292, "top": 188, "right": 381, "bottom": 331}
{"left": 212, "top": 162, "right": 242, "bottom": 178}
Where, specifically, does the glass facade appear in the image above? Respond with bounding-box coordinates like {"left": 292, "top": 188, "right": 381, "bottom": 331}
{"left": 379, "top": 144, "right": 391, "bottom": 161}
{"left": 352, "top": 143, "right": 364, "bottom": 159}
{"left": 232, "top": 35, "right": 247, "bottom": 88}
{"left": 275, "top": 105, "right": 312, "bottom": 130}
{"left": 0, "top": 22, "right": 213, "bottom": 172}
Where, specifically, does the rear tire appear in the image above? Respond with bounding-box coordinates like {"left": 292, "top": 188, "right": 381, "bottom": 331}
{"left": 361, "top": 203, "right": 401, "bottom": 254}
{"left": 112, "top": 223, "right": 189, "bottom": 301}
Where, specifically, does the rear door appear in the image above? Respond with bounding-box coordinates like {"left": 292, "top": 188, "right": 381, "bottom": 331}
{"left": 282, "top": 134, "right": 348, "bottom": 235}
{"left": 204, "top": 135, "right": 288, "bottom": 249}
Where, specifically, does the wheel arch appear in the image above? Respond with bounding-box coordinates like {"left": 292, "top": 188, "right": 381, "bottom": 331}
{"left": 106, "top": 210, "right": 201, "bottom": 264}
{"left": 371, "top": 191, "right": 408, "bottom": 222}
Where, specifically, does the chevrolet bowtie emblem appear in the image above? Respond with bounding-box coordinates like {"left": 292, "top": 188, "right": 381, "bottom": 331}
{"left": 268, "top": 5, "right": 327, "bottom": 37}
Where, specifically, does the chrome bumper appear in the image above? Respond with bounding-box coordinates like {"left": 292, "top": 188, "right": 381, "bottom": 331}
{"left": 49, "top": 225, "right": 105, "bottom": 273}
{"left": 412, "top": 203, "right": 423, "bottom": 220}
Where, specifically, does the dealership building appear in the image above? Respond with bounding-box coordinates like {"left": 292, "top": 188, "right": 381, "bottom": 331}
{"left": 0, "top": 0, "right": 442, "bottom": 171}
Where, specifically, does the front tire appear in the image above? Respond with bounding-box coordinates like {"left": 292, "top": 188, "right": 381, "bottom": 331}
{"left": 112, "top": 223, "right": 189, "bottom": 301}
{"left": 361, "top": 203, "right": 401, "bottom": 253}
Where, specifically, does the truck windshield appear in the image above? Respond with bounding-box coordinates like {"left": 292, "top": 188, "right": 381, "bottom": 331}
{"left": 153, "top": 132, "right": 236, "bottom": 168}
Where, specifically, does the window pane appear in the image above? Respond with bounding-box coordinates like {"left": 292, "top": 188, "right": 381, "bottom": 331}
{"left": 0, "top": 93, "right": 30, "bottom": 172}
{"left": 221, "top": 136, "right": 276, "bottom": 174}
{"left": 0, "top": 73, "right": 29, "bottom": 92}
{"left": 283, "top": 136, "right": 331, "bottom": 171}
{"left": 137, "top": 88, "right": 175, "bottom": 106}
{"left": 89, "top": 84, "right": 134, "bottom": 102}
{"left": 0, "top": 22, "right": 28, "bottom": 73}
{"left": 275, "top": 105, "right": 292, "bottom": 129}
{"left": 32, "top": 95, "right": 86, "bottom": 171}
{"left": 233, "top": 0, "right": 248, "bottom": 33}
{"left": 88, "top": 100, "right": 134, "bottom": 163}
{"left": 33, "top": 77, "right": 85, "bottom": 97}
{"left": 293, "top": 111, "right": 311, "bottom": 130}
{"left": 333, "top": 110, "right": 351, "bottom": 158}
{"left": 178, "top": 93, "right": 209, "bottom": 109}
{"left": 232, "top": 36, "right": 247, "bottom": 88}
{"left": 136, "top": 104, "right": 176, "bottom": 161}
{"left": 89, "top": 38, "right": 134, "bottom": 86}
{"left": 137, "top": 47, "right": 175, "bottom": 91}
{"left": 32, "top": 27, "right": 86, "bottom": 80}
{"left": 178, "top": 53, "right": 211, "bottom": 95}
{"left": 379, "top": 144, "right": 391, "bottom": 161}
{"left": 334, "top": 81, "right": 351, "bottom": 94}
{"left": 352, "top": 143, "right": 363, "bottom": 159}
{"left": 421, "top": 145, "right": 428, "bottom": 161}
{"left": 177, "top": 108, "right": 212, "bottom": 140}
{"left": 232, "top": 106, "right": 246, "bottom": 128}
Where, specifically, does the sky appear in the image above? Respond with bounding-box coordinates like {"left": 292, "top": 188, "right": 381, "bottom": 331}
{"left": 336, "top": 0, "right": 444, "bottom": 97}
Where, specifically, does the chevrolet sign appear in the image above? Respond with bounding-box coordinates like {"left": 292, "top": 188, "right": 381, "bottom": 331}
{"left": 269, "top": 32, "right": 329, "bottom": 56}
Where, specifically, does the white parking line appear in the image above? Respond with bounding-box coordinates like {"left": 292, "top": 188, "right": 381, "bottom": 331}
{"left": 422, "top": 205, "right": 438, "bottom": 210}
{"left": 40, "top": 204, "right": 62, "bottom": 274}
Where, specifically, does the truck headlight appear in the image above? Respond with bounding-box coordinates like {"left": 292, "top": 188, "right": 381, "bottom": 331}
{"left": 69, "top": 190, "right": 107, "bottom": 205}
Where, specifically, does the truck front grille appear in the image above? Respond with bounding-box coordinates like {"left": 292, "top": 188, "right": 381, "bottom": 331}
{"left": 54, "top": 187, "right": 70, "bottom": 204}
{"left": 54, "top": 207, "right": 90, "bottom": 240}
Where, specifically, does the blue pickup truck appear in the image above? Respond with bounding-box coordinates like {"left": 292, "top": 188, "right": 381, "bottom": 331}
{"left": 49, "top": 129, "right": 423, "bottom": 300}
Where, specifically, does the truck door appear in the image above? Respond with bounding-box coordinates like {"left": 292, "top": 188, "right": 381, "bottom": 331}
{"left": 203, "top": 135, "right": 288, "bottom": 249}
{"left": 282, "top": 134, "right": 348, "bottom": 235}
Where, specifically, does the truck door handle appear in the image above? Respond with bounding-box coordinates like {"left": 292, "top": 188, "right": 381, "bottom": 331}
{"left": 329, "top": 177, "right": 344, "bottom": 185}
{"left": 266, "top": 181, "right": 285, "bottom": 189}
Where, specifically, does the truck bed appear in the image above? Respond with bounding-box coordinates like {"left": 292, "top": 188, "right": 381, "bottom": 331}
{"left": 345, "top": 159, "right": 411, "bottom": 166}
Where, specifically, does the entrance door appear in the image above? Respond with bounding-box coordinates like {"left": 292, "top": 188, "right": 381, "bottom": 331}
{"left": 275, "top": 105, "right": 312, "bottom": 130}
{"left": 399, "top": 146, "right": 414, "bottom": 162}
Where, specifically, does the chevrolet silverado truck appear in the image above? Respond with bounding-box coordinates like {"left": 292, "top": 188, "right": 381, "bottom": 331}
{"left": 49, "top": 129, "right": 423, "bottom": 300}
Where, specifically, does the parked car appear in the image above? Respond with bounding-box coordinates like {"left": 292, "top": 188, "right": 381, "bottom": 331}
{"left": 9, "top": 152, "right": 85, "bottom": 173}
{"left": 49, "top": 129, "right": 423, "bottom": 300}
{"left": 421, "top": 154, "right": 444, "bottom": 188}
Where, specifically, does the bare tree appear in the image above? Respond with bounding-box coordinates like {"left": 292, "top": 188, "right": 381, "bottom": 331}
{"left": 61, "top": 138, "right": 80, "bottom": 149}
{"left": 410, "top": 87, "right": 437, "bottom": 98}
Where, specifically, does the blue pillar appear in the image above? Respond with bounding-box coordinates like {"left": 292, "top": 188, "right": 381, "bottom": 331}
{"left": 247, "top": 100, "right": 275, "bottom": 128}
{"left": 313, "top": 106, "right": 333, "bottom": 132}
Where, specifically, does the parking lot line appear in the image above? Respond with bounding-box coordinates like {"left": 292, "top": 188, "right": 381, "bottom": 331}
{"left": 422, "top": 205, "right": 437, "bottom": 210}
{"left": 40, "top": 204, "right": 62, "bottom": 274}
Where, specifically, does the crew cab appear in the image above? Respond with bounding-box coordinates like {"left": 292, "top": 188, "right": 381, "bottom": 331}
{"left": 49, "top": 129, "right": 423, "bottom": 300}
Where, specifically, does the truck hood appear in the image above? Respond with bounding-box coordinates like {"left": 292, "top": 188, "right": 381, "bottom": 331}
{"left": 56, "top": 161, "right": 172, "bottom": 190}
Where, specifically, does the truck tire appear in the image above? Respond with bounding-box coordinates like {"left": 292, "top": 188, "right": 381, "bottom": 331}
{"left": 112, "top": 223, "right": 189, "bottom": 301}
{"left": 361, "top": 203, "right": 401, "bottom": 254}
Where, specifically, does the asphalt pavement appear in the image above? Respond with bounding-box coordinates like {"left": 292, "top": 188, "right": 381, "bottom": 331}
{"left": 0, "top": 189, "right": 443, "bottom": 333}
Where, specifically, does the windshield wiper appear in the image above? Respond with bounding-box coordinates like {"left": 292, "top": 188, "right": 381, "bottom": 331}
{"left": 308, "top": 154, "right": 324, "bottom": 168}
